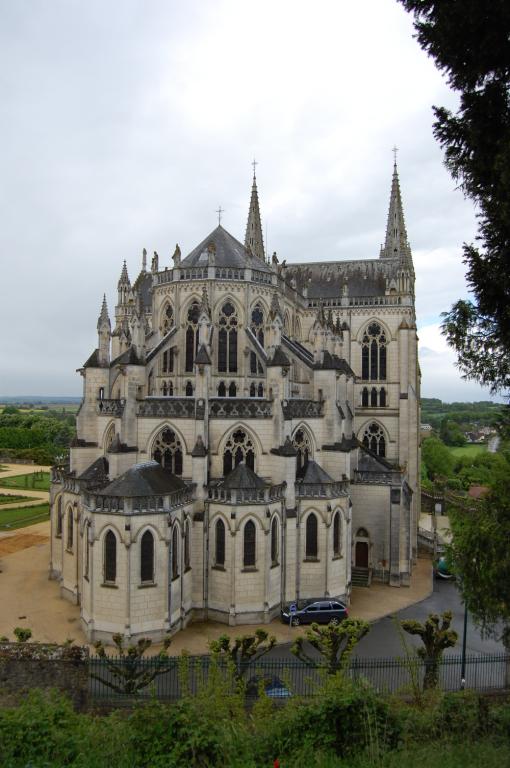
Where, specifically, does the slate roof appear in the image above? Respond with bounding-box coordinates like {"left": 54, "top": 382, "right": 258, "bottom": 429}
{"left": 195, "top": 344, "right": 212, "bottom": 365}
{"left": 97, "top": 461, "right": 187, "bottom": 497}
{"left": 315, "top": 352, "right": 355, "bottom": 376}
{"left": 82, "top": 349, "right": 106, "bottom": 369}
{"left": 285, "top": 258, "right": 399, "bottom": 299}
{"left": 358, "top": 450, "right": 395, "bottom": 472}
{"left": 110, "top": 347, "right": 144, "bottom": 367}
{"left": 300, "top": 460, "right": 335, "bottom": 485}
{"left": 266, "top": 346, "right": 291, "bottom": 367}
{"left": 77, "top": 457, "right": 110, "bottom": 487}
{"left": 180, "top": 225, "right": 272, "bottom": 273}
{"left": 271, "top": 436, "right": 298, "bottom": 457}
{"left": 219, "top": 462, "right": 267, "bottom": 490}
{"left": 132, "top": 271, "right": 153, "bottom": 310}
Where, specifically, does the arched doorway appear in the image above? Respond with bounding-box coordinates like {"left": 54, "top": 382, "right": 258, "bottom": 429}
{"left": 354, "top": 527, "right": 370, "bottom": 568}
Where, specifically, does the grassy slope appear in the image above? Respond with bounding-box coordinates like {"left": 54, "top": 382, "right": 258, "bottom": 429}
{"left": 0, "top": 494, "right": 32, "bottom": 506}
{"left": 0, "top": 472, "right": 50, "bottom": 491}
{"left": 448, "top": 444, "right": 487, "bottom": 458}
{"left": 0, "top": 503, "right": 50, "bottom": 529}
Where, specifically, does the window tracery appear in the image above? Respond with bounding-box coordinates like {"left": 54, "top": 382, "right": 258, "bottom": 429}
{"left": 361, "top": 323, "right": 387, "bottom": 381}
{"left": 362, "top": 423, "right": 386, "bottom": 456}
{"left": 185, "top": 301, "right": 200, "bottom": 372}
{"left": 218, "top": 302, "right": 238, "bottom": 373}
{"left": 250, "top": 304, "right": 264, "bottom": 375}
{"left": 162, "top": 303, "right": 174, "bottom": 334}
{"left": 223, "top": 429, "right": 255, "bottom": 476}
{"left": 152, "top": 427, "right": 183, "bottom": 475}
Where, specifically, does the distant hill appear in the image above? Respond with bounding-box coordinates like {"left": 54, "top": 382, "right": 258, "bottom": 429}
{"left": 0, "top": 396, "right": 81, "bottom": 405}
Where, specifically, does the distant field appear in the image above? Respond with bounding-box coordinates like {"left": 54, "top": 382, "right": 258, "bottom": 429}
{"left": 0, "top": 503, "right": 50, "bottom": 530}
{"left": 0, "top": 494, "right": 32, "bottom": 506}
{"left": 448, "top": 444, "right": 487, "bottom": 458}
{"left": 0, "top": 472, "right": 50, "bottom": 491}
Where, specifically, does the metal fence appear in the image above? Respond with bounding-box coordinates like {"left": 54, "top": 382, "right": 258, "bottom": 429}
{"left": 89, "top": 652, "right": 510, "bottom": 704}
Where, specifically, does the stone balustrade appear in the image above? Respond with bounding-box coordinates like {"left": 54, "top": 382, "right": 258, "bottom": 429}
{"left": 281, "top": 399, "right": 323, "bottom": 419}
{"left": 97, "top": 399, "right": 125, "bottom": 417}
{"left": 209, "top": 398, "right": 272, "bottom": 419}
{"left": 295, "top": 480, "right": 348, "bottom": 498}
{"left": 137, "top": 398, "right": 196, "bottom": 418}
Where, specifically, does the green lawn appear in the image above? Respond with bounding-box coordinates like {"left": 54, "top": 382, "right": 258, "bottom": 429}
{"left": 0, "top": 503, "right": 50, "bottom": 530}
{"left": 0, "top": 493, "right": 32, "bottom": 506}
{"left": 0, "top": 471, "right": 50, "bottom": 491}
{"left": 448, "top": 444, "right": 487, "bottom": 458}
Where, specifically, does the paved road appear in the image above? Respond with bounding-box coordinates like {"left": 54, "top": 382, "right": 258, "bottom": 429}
{"left": 267, "top": 578, "right": 504, "bottom": 660}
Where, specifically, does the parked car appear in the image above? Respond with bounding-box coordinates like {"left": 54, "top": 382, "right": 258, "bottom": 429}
{"left": 246, "top": 675, "right": 292, "bottom": 699}
{"left": 281, "top": 600, "right": 349, "bottom": 626}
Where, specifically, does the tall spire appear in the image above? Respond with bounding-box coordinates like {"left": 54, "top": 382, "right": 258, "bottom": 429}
{"left": 244, "top": 162, "right": 265, "bottom": 261}
{"left": 380, "top": 155, "right": 412, "bottom": 262}
{"left": 117, "top": 260, "right": 130, "bottom": 288}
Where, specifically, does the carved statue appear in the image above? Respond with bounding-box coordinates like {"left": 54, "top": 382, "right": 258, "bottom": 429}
{"left": 172, "top": 244, "right": 181, "bottom": 266}
{"left": 152, "top": 251, "right": 159, "bottom": 272}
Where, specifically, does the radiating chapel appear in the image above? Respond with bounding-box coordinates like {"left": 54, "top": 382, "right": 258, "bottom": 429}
{"left": 50, "top": 162, "right": 420, "bottom": 643}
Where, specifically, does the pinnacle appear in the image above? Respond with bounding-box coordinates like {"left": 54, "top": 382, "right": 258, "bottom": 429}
{"left": 97, "top": 294, "right": 110, "bottom": 330}
{"left": 118, "top": 260, "right": 130, "bottom": 287}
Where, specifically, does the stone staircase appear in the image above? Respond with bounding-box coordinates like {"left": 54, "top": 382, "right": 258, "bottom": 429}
{"left": 351, "top": 567, "right": 370, "bottom": 587}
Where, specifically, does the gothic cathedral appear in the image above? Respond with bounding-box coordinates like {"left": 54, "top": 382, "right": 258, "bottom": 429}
{"left": 50, "top": 162, "right": 420, "bottom": 644}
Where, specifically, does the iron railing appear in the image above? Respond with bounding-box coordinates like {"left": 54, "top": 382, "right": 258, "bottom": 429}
{"left": 88, "top": 652, "right": 510, "bottom": 704}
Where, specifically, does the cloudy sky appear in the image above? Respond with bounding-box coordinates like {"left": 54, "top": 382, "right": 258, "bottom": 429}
{"left": 0, "top": 0, "right": 498, "bottom": 402}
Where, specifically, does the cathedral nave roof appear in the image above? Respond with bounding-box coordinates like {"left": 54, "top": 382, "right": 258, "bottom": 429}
{"left": 180, "top": 225, "right": 272, "bottom": 273}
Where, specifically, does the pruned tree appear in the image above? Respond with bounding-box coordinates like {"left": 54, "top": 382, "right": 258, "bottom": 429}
{"left": 401, "top": 611, "right": 458, "bottom": 690}
{"left": 209, "top": 629, "right": 276, "bottom": 682}
{"left": 13, "top": 627, "right": 32, "bottom": 643}
{"left": 91, "top": 633, "right": 172, "bottom": 695}
{"left": 291, "top": 618, "right": 370, "bottom": 675}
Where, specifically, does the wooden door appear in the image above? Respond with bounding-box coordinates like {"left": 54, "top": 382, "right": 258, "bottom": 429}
{"left": 355, "top": 541, "right": 369, "bottom": 568}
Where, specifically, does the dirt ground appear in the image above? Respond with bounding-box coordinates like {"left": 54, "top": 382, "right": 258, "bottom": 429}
{"left": 0, "top": 513, "right": 433, "bottom": 651}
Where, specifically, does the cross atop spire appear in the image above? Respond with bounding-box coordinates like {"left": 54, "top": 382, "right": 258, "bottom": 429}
{"left": 380, "top": 154, "right": 412, "bottom": 263}
{"left": 252, "top": 158, "right": 258, "bottom": 177}
{"left": 244, "top": 163, "right": 265, "bottom": 262}
{"left": 216, "top": 206, "right": 224, "bottom": 225}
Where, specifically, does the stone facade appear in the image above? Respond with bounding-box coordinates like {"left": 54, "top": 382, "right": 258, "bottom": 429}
{"left": 49, "top": 163, "right": 420, "bottom": 644}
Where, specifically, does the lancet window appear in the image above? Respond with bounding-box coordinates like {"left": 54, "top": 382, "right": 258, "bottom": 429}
{"left": 67, "top": 507, "right": 73, "bottom": 550}
{"left": 243, "top": 520, "right": 256, "bottom": 567}
{"left": 223, "top": 429, "right": 255, "bottom": 476}
{"left": 215, "top": 519, "right": 225, "bottom": 567}
{"left": 162, "top": 348, "right": 174, "bottom": 374}
{"left": 140, "top": 530, "right": 154, "bottom": 583}
{"left": 305, "top": 513, "right": 318, "bottom": 559}
{"left": 361, "top": 323, "right": 387, "bottom": 381}
{"left": 250, "top": 304, "right": 264, "bottom": 375}
{"left": 104, "top": 530, "right": 117, "bottom": 583}
{"left": 184, "top": 520, "right": 190, "bottom": 571}
{"left": 271, "top": 517, "right": 279, "bottom": 566}
{"left": 152, "top": 428, "right": 183, "bottom": 475}
{"left": 218, "top": 302, "right": 238, "bottom": 373}
{"left": 185, "top": 301, "right": 200, "bottom": 372}
{"left": 333, "top": 512, "right": 341, "bottom": 557}
{"left": 362, "top": 423, "right": 386, "bottom": 457}
{"left": 171, "top": 526, "right": 179, "bottom": 579}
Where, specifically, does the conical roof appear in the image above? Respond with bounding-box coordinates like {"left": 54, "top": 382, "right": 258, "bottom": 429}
{"left": 300, "top": 460, "right": 335, "bottom": 484}
{"left": 180, "top": 225, "right": 272, "bottom": 273}
{"left": 97, "top": 460, "right": 187, "bottom": 497}
{"left": 220, "top": 462, "right": 267, "bottom": 490}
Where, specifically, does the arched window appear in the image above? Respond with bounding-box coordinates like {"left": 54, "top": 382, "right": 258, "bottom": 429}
{"left": 218, "top": 382, "right": 226, "bottom": 397}
{"left": 162, "top": 381, "right": 168, "bottom": 396}
{"left": 152, "top": 427, "right": 183, "bottom": 475}
{"left": 333, "top": 512, "right": 341, "bottom": 557}
{"left": 293, "top": 428, "right": 312, "bottom": 478}
{"left": 271, "top": 517, "right": 278, "bottom": 566}
{"left": 185, "top": 301, "right": 200, "bottom": 372}
{"left": 361, "top": 387, "right": 369, "bottom": 407}
{"left": 380, "top": 387, "right": 387, "bottom": 407}
{"left": 257, "top": 383, "right": 264, "bottom": 397}
{"left": 104, "top": 530, "right": 116, "bottom": 583}
{"left": 161, "top": 303, "right": 174, "bottom": 334}
{"left": 228, "top": 381, "right": 236, "bottom": 398}
{"left": 184, "top": 520, "right": 190, "bottom": 571}
{"left": 162, "top": 348, "right": 174, "bottom": 373}
{"left": 56, "top": 497, "right": 62, "bottom": 537}
{"left": 215, "top": 518, "right": 225, "bottom": 567}
{"left": 243, "top": 520, "right": 256, "bottom": 567}
{"left": 305, "top": 513, "right": 318, "bottom": 559}
{"left": 66, "top": 507, "right": 73, "bottom": 550}
{"left": 370, "top": 387, "right": 378, "bottom": 407}
{"left": 140, "top": 530, "right": 154, "bottom": 583}
{"left": 185, "top": 381, "right": 193, "bottom": 397}
{"left": 250, "top": 304, "right": 264, "bottom": 375}
{"left": 361, "top": 323, "right": 387, "bottom": 381}
{"left": 249, "top": 383, "right": 256, "bottom": 397}
{"left": 84, "top": 523, "right": 90, "bottom": 579}
{"left": 172, "top": 526, "right": 179, "bottom": 579}
{"left": 362, "top": 423, "right": 386, "bottom": 457}
{"left": 148, "top": 371, "right": 154, "bottom": 396}
{"left": 168, "top": 382, "right": 174, "bottom": 396}
{"left": 218, "top": 302, "right": 238, "bottom": 373}
{"left": 104, "top": 422, "right": 116, "bottom": 452}
{"left": 223, "top": 429, "right": 255, "bottom": 476}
